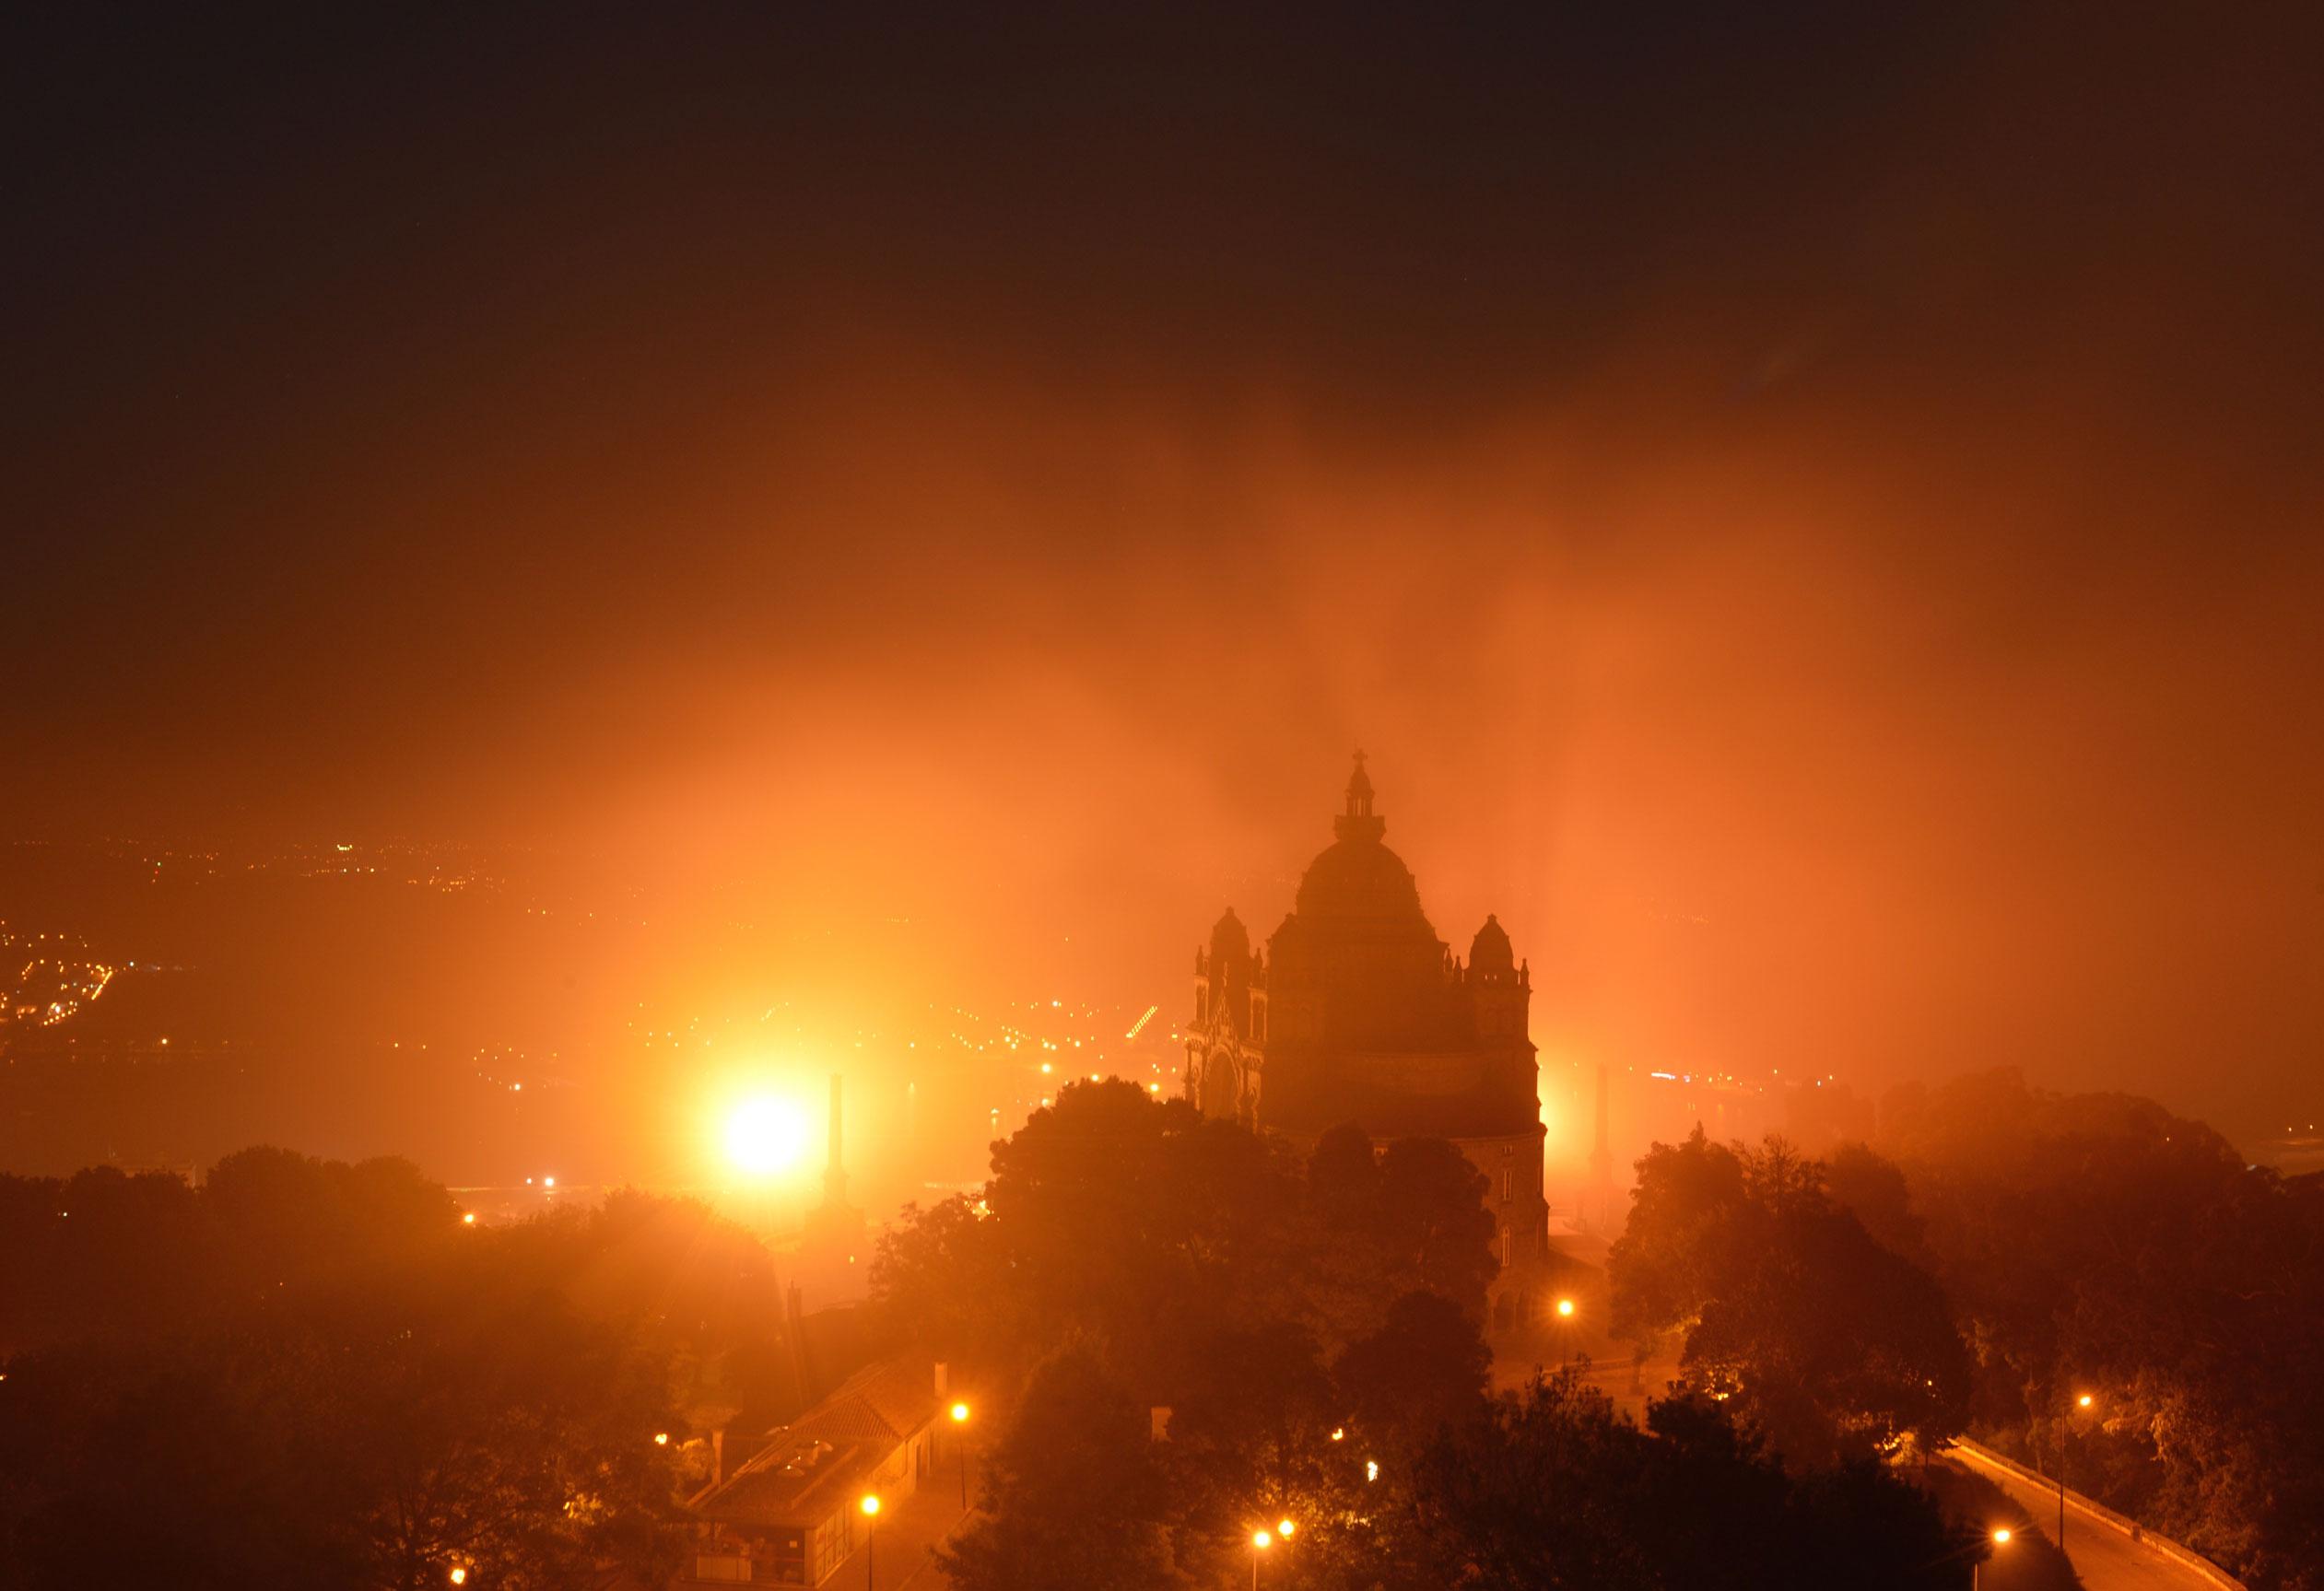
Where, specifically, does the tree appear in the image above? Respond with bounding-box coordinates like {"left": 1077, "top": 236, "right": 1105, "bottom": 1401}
{"left": 1404, "top": 1371, "right": 1661, "bottom": 1591}
{"left": 1606, "top": 1126, "right": 1744, "bottom": 1344}
{"left": 1332, "top": 1291, "right": 1491, "bottom": 1465}
{"left": 938, "top": 1348, "right": 1178, "bottom": 1591}
{"left": 1877, "top": 1069, "right": 2324, "bottom": 1587}
{"left": 1159, "top": 1320, "right": 1341, "bottom": 1584}
{"left": 1401, "top": 1376, "right": 1975, "bottom": 1591}
{"left": 1609, "top": 1131, "right": 1971, "bottom": 1466}
{"left": 1681, "top": 1199, "right": 1971, "bottom": 1465}
{"left": 0, "top": 1279, "right": 681, "bottom": 1591}
{"left": 1820, "top": 1141, "right": 1927, "bottom": 1262}
{"left": 1373, "top": 1137, "right": 1497, "bottom": 1317}
{"left": 868, "top": 1192, "right": 1015, "bottom": 1369}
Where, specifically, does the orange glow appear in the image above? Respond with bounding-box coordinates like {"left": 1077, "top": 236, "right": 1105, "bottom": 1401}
{"left": 861, "top": 1494, "right": 880, "bottom": 1516}
{"left": 1251, "top": 1530, "right": 1271, "bottom": 1549}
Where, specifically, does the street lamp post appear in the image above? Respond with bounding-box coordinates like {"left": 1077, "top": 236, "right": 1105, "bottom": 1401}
{"left": 1555, "top": 1297, "right": 1578, "bottom": 1370}
{"left": 861, "top": 1494, "right": 880, "bottom": 1590}
{"left": 2055, "top": 1392, "right": 2094, "bottom": 1553}
{"left": 950, "top": 1401, "right": 972, "bottom": 1510}
{"left": 1250, "top": 1529, "right": 1272, "bottom": 1590}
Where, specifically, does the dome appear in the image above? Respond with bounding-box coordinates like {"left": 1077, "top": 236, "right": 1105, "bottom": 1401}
{"left": 1294, "top": 836, "right": 1431, "bottom": 932}
{"left": 1469, "top": 914, "right": 1513, "bottom": 970}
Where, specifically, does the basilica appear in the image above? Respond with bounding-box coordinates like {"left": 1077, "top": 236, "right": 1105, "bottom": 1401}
{"left": 1184, "top": 755, "right": 1552, "bottom": 1327}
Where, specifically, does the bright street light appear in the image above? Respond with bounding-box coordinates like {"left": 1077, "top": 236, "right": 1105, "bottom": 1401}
{"left": 1976, "top": 1527, "right": 2011, "bottom": 1591}
{"left": 861, "top": 1494, "right": 880, "bottom": 1516}
{"left": 1556, "top": 1297, "right": 1577, "bottom": 1317}
{"left": 861, "top": 1494, "right": 880, "bottom": 1590}
{"left": 1251, "top": 1531, "right": 1272, "bottom": 1549}
{"left": 1276, "top": 1518, "right": 1295, "bottom": 1538}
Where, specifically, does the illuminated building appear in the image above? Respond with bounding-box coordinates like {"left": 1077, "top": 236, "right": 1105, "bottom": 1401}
{"left": 1185, "top": 755, "right": 1553, "bottom": 1328}
{"left": 687, "top": 1358, "right": 949, "bottom": 1586}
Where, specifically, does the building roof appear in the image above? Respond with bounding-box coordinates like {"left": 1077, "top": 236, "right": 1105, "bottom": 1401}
{"left": 693, "top": 1358, "right": 937, "bottom": 1527}
{"left": 1285, "top": 758, "right": 1441, "bottom": 949}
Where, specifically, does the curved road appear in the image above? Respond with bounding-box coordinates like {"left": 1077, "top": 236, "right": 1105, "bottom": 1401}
{"left": 1945, "top": 1444, "right": 2228, "bottom": 1591}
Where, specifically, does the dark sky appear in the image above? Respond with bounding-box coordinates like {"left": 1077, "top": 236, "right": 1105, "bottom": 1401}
{"left": 6, "top": 3, "right": 2322, "bottom": 1140}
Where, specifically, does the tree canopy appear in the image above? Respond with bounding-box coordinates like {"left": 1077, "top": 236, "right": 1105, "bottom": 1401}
{"left": 1608, "top": 1129, "right": 1971, "bottom": 1465}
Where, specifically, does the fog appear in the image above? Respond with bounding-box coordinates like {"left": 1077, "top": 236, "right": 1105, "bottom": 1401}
{"left": 6, "top": 3, "right": 2320, "bottom": 1158}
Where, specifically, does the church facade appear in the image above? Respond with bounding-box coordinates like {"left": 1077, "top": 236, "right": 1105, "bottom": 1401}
{"left": 1184, "top": 755, "right": 1552, "bottom": 1328}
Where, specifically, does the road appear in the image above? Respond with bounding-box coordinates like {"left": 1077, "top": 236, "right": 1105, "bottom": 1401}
{"left": 1945, "top": 1444, "right": 2227, "bottom": 1591}
{"left": 822, "top": 1463, "right": 972, "bottom": 1591}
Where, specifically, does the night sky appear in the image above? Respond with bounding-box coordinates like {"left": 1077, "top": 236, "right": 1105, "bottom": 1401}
{"left": 7, "top": 4, "right": 2322, "bottom": 1139}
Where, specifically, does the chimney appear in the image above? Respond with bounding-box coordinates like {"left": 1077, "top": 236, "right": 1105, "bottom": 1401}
{"left": 824, "top": 1072, "right": 847, "bottom": 1207}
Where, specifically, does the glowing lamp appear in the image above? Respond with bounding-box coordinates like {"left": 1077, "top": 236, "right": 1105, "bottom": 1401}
{"left": 861, "top": 1495, "right": 880, "bottom": 1516}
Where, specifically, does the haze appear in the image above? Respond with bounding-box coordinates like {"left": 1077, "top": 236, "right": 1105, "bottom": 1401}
{"left": 6, "top": 3, "right": 2320, "bottom": 1164}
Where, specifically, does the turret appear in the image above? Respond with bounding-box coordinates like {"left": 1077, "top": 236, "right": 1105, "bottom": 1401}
{"left": 1468, "top": 914, "right": 1529, "bottom": 1038}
